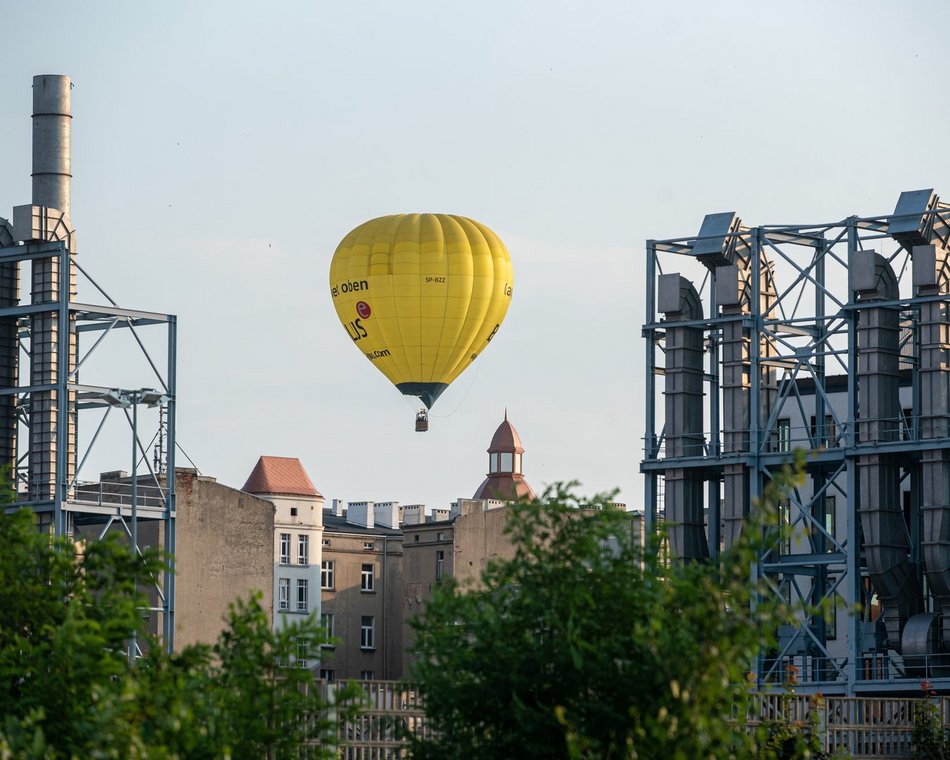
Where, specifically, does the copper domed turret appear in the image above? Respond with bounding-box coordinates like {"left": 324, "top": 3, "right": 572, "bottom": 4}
{"left": 473, "top": 411, "right": 535, "bottom": 501}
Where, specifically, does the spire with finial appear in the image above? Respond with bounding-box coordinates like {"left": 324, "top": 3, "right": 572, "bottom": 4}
{"left": 473, "top": 412, "right": 535, "bottom": 501}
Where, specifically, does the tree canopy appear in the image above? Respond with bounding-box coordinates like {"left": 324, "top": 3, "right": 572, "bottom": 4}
{"left": 0, "top": 504, "right": 359, "bottom": 759}
{"left": 409, "top": 461, "right": 824, "bottom": 759}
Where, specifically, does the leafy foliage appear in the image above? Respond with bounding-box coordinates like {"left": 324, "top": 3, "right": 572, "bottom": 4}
{"left": 409, "top": 456, "right": 817, "bottom": 759}
{"left": 912, "top": 683, "right": 949, "bottom": 760}
{"left": 0, "top": 499, "right": 360, "bottom": 759}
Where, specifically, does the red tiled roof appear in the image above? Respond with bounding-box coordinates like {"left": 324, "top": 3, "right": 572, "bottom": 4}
{"left": 242, "top": 456, "right": 321, "bottom": 497}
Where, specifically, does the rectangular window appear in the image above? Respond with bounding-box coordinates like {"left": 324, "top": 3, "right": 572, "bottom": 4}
{"left": 363, "top": 541, "right": 375, "bottom": 550}
{"left": 778, "top": 500, "right": 791, "bottom": 555}
{"left": 436, "top": 550, "right": 445, "bottom": 583}
{"left": 320, "top": 668, "right": 335, "bottom": 682}
{"left": 776, "top": 418, "right": 791, "bottom": 453}
{"left": 360, "top": 670, "right": 375, "bottom": 680}
{"left": 321, "top": 560, "right": 334, "bottom": 590}
{"left": 810, "top": 414, "right": 835, "bottom": 448}
{"left": 361, "top": 616, "right": 375, "bottom": 649}
{"left": 361, "top": 563, "right": 375, "bottom": 592}
{"left": 298, "top": 534, "right": 309, "bottom": 566}
{"left": 278, "top": 577, "right": 290, "bottom": 611}
{"left": 824, "top": 496, "right": 836, "bottom": 553}
{"left": 827, "top": 592, "right": 841, "bottom": 640}
{"left": 321, "top": 612, "right": 335, "bottom": 642}
{"left": 296, "top": 639, "right": 309, "bottom": 668}
{"left": 279, "top": 532, "right": 291, "bottom": 564}
{"left": 296, "top": 579, "right": 309, "bottom": 613}
{"left": 322, "top": 538, "right": 331, "bottom": 547}
{"left": 290, "top": 507, "right": 298, "bottom": 517}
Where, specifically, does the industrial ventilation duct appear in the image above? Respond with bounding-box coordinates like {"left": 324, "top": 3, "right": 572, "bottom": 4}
{"left": 854, "top": 251, "right": 922, "bottom": 653}
{"left": 659, "top": 273, "right": 707, "bottom": 560}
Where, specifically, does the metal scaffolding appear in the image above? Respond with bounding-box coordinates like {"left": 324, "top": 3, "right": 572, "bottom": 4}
{"left": 0, "top": 237, "right": 178, "bottom": 653}
{"left": 642, "top": 190, "right": 950, "bottom": 695}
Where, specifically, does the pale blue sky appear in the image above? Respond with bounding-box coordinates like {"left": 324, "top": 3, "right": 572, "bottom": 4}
{"left": 1, "top": 1, "right": 948, "bottom": 510}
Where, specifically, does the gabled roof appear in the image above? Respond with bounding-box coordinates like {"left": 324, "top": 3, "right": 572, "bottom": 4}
{"left": 242, "top": 456, "right": 321, "bottom": 498}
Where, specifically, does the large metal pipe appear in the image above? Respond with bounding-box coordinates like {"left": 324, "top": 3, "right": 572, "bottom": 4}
{"left": 855, "top": 252, "right": 922, "bottom": 652}
{"left": 659, "top": 273, "right": 707, "bottom": 561}
{"left": 913, "top": 243, "right": 950, "bottom": 648}
{"left": 718, "top": 255, "right": 777, "bottom": 550}
{"left": 28, "top": 74, "right": 76, "bottom": 503}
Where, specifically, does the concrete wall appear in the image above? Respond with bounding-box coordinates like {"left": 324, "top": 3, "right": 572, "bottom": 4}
{"left": 171, "top": 469, "right": 275, "bottom": 649}
{"left": 401, "top": 503, "right": 514, "bottom": 675}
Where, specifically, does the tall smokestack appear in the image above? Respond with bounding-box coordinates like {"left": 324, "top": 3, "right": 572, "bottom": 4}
{"left": 25, "top": 74, "right": 77, "bottom": 504}
{"left": 32, "top": 75, "right": 71, "bottom": 218}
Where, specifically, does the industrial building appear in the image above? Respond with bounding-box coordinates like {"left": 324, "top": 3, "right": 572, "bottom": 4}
{"left": 0, "top": 75, "right": 182, "bottom": 651}
{"left": 0, "top": 75, "right": 283, "bottom": 653}
{"left": 641, "top": 192, "right": 950, "bottom": 694}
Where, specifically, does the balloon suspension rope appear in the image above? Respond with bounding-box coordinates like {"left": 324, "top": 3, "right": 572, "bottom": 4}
{"left": 430, "top": 358, "right": 482, "bottom": 419}
{"left": 402, "top": 357, "right": 484, "bottom": 420}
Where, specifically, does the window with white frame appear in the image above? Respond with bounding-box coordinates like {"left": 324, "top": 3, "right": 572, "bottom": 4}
{"left": 278, "top": 577, "right": 290, "bottom": 611}
{"left": 297, "top": 639, "right": 309, "bottom": 668}
{"left": 320, "top": 612, "right": 335, "bottom": 646}
{"left": 363, "top": 541, "right": 374, "bottom": 550}
{"left": 321, "top": 560, "right": 334, "bottom": 590}
{"left": 298, "top": 534, "right": 309, "bottom": 565}
{"left": 824, "top": 496, "right": 836, "bottom": 553}
{"left": 360, "top": 616, "right": 375, "bottom": 649}
{"left": 279, "top": 532, "right": 291, "bottom": 564}
{"left": 320, "top": 668, "right": 334, "bottom": 682}
{"left": 296, "top": 578, "right": 309, "bottom": 613}
{"left": 361, "top": 563, "right": 375, "bottom": 592}
{"left": 776, "top": 418, "right": 791, "bottom": 453}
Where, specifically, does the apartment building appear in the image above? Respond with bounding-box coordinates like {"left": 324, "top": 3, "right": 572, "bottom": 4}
{"left": 319, "top": 501, "right": 403, "bottom": 681}
{"left": 242, "top": 456, "right": 324, "bottom": 651}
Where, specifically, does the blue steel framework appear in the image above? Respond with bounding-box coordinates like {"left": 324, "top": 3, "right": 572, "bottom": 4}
{"left": 0, "top": 239, "right": 178, "bottom": 652}
{"left": 642, "top": 196, "right": 950, "bottom": 695}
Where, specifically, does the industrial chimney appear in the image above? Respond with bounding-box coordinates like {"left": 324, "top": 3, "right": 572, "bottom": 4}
{"left": 12, "top": 74, "right": 78, "bottom": 504}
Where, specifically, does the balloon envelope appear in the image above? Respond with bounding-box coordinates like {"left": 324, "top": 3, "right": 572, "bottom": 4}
{"left": 329, "top": 214, "right": 513, "bottom": 408}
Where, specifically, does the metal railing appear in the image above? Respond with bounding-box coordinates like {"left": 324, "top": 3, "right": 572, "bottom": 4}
{"left": 325, "top": 681, "right": 947, "bottom": 758}
{"left": 70, "top": 480, "right": 166, "bottom": 509}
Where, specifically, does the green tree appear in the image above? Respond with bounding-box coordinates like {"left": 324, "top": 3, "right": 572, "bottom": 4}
{"left": 0, "top": 503, "right": 360, "bottom": 759}
{"left": 409, "top": 459, "right": 816, "bottom": 759}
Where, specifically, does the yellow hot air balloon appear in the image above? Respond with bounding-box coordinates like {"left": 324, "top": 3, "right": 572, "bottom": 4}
{"left": 329, "top": 214, "right": 513, "bottom": 413}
